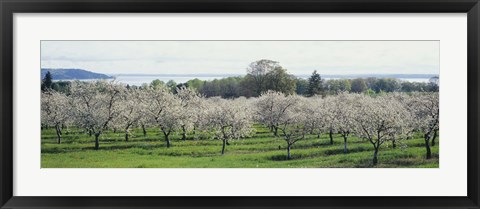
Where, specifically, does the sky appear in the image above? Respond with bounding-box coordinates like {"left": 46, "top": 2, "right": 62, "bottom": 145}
{"left": 41, "top": 41, "right": 439, "bottom": 75}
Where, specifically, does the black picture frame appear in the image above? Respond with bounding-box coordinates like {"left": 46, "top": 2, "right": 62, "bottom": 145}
{"left": 1, "top": 0, "right": 479, "bottom": 208}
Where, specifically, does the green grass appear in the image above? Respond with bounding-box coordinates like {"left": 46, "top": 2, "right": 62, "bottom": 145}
{"left": 41, "top": 125, "right": 439, "bottom": 168}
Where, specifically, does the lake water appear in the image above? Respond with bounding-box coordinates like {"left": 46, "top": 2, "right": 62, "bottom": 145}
{"left": 55, "top": 75, "right": 432, "bottom": 86}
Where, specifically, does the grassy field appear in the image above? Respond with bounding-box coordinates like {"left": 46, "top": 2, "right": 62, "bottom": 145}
{"left": 41, "top": 125, "right": 439, "bottom": 168}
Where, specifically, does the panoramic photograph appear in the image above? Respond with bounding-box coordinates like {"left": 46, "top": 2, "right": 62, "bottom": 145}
{"left": 40, "top": 41, "right": 439, "bottom": 168}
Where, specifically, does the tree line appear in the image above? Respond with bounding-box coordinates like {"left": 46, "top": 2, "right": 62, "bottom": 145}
{"left": 41, "top": 59, "right": 439, "bottom": 98}
{"left": 42, "top": 79, "right": 439, "bottom": 166}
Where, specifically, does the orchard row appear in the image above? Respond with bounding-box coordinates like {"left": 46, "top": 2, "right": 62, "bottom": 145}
{"left": 41, "top": 80, "right": 439, "bottom": 165}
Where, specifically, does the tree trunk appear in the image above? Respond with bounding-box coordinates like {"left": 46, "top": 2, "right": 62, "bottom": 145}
{"left": 329, "top": 128, "right": 333, "bottom": 145}
{"left": 287, "top": 144, "right": 292, "bottom": 160}
{"left": 274, "top": 126, "right": 278, "bottom": 137}
{"left": 94, "top": 133, "right": 100, "bottom": 150}
{"left": 181, "top": 125, "right": 187, "bottom": 141}
{"left": 343, "top": 135, "right": 348, "bottom": 154}
{"left": 125, "top": 129, "right": 129, "bottom": 142}
{"left": 142, "top": 124, "right": 147, "bottom": 137}
{"left": 161, "top": 127, "right": 171, "bottom": 148}
{"left": 392, "top": 137, "right": 396, "bottom": 149}
{"left": 425, "top": 134, "right": 432, "bottom": 159}
{"left": 372, "top": 148, "right": 379, "bottom": 166}
{"left": 221, "top": 139, "right": 226, "bottom": 155}
{"left": 431, "top": 130, "right": 438, "bottom": 147}
{"left": 55, "top": 125, "right": 62, "bottom": 144}
{"left": 317, "top": 132, "right": 321, "bottom": 139}
{"left": 166, "top": 135, "right": 171, "bottom": 148}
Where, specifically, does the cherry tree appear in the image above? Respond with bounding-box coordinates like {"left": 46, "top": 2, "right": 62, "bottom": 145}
{"left": 387, "top": 92, "right": 417, "bottom": 148}
{"left": 303, "top": 96, "right": 326, "bottom": 140}
{"left": 176, "top": 86, "right": 204, "bottom": 141}
{"left": 140, "top": 86, "right": 182, "bottom": 148}
{"left": 409, "top": 93, "right": 439, "bottom": 159}
{"left": 331, "top": 93, "right": 362, "bottom": 153}
{"left": 322, "top": 96, "right": 337, "bottom": 145}
{"left": 275, "top": 95, "right": 308, "bottom": 160}
{"left": 138, "top": 118, "right": 151, "bottom": 137}
{"left": 69, "top": 80, "right": 123, "bottom": 150}
{"left": 41, "top": 90, "right": 71, "bottom": 144}
{"left": 114, "top": 88, "right": 143, "bottom": 142}
{"left": 256, "top": 90, "right": 297, "bottom": 137}
{"left": 204, "top": 97, "right": 254, "bottom": 155}
{"left": 354, "top": 95, "right": 411, "bottom": 165}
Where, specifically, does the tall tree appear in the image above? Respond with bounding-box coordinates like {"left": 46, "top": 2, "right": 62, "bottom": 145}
{"left": 42, "top": 71, "right": 53, "bottom": 91}
{"left": 264, "top": 67, "right": 297, "bottom": 95}
{"left": 245, "top": 59, "right": 280, "bottom": 96}
{"left": 307, "top": 70, "right": 323, "bottom": 96}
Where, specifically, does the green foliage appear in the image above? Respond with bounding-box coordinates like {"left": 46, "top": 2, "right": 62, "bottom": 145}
{"left": 351, "top": 78, "right": 368, "bottom": 93}
{"left": 150, "top": 79, "right": 165, "bottom": 89}
{"left": 307, "top": 70, "right": 323, "bottom": 96}
{"left": 166, "top": 80, "right": 177, "bottom": 92}
{"left": 245, "top": 59, "right": 280, "bottom": 96}
{"left": 295, "top": 78, "right": 309, "bottom": 95}
{"left": 48, "top": 81, "right": 71, "bottom": 94}
{"left": 264, "top": 67, "right": 297, "bottom": 95}
{"left": 41, "top": 71, "right": 53, "bottom": 91}
{"left": 325, "top": 79, "right": 352, "bottom": 94}
{"left": 199, "top": 77, "right": 243, "bottom": 98}
{"left": 365, "top": 88, "right": 376, "bottom": 95}
{"left": 186, "top": 78, "right": 205, "bottom": 90}
{"left": 374, "top": 78, "right": 401, "bottom": 93}
{"left": 41, "top": 125, "right": 439, "bottom": 168}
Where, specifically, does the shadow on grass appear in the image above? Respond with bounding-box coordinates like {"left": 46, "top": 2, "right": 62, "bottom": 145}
{"left": 350, "top": 154, "right": 439, "bottom": 168}
{"left": 268, "top": 154, "right": 304, "bottom": 161}
{"left": 324, "top": 146, "right": 370, "bottom": 156}
{"left": 42, "top": 142, "right": 170, "bottom": 154}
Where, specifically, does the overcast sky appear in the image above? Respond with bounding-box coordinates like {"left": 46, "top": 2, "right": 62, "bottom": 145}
{"left": 41, "top": 41, "right": 439, "bottom": 75}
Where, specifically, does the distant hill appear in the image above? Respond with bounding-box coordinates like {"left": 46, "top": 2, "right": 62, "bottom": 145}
{"left": 41, "top": 68, "right": 112, "bottom": 80}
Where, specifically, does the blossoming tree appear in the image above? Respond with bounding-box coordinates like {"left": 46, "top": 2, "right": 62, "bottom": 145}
{"left": 354, "top": 95, "right": 411, "bottom": 165}
{"left": 69, "top": 80, "right": 123, "bottom": 150}
{"left": 41, "top": 90, "right": 71, "bottom": 144}
{"left": 204, "top": 97, "right": 254, "bottom": 155}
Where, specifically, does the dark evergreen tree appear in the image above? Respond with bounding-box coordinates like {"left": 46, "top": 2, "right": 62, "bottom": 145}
{"left": 42, "top": 71, "right": 53, "bottom": 91}
{"left": 307, "top": 70, "right": 323, "bottom": 96}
